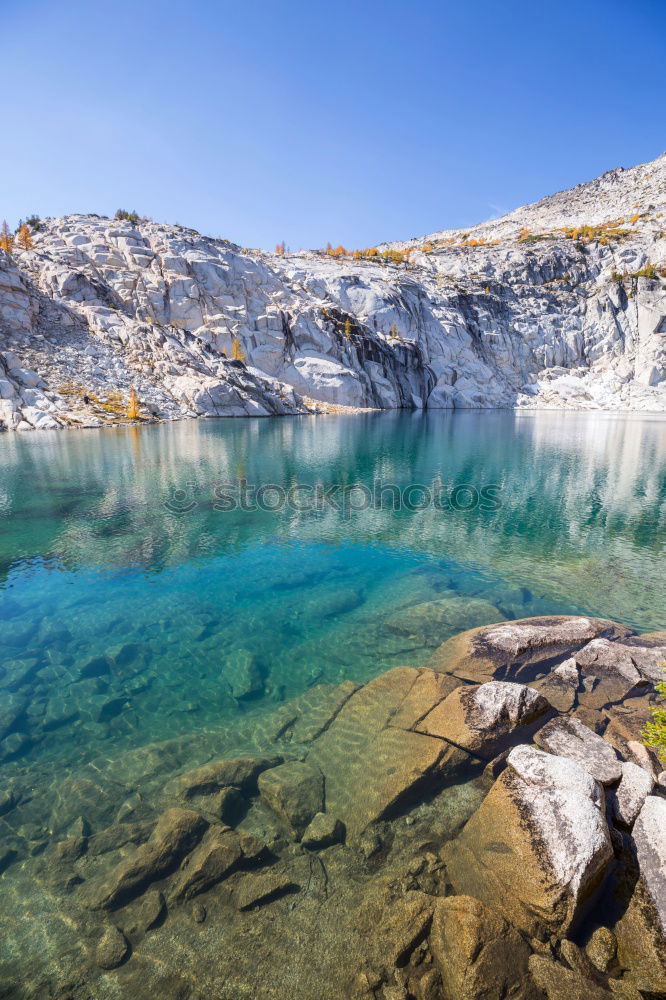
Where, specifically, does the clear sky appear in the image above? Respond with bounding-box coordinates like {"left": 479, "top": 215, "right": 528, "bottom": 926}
{"left": 2, "top": 0, "right": 664, "bottom": 250}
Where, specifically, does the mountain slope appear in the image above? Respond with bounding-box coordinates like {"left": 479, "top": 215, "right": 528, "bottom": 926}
{"left": 0, "top": 154, "right": 664, "bottom": 430}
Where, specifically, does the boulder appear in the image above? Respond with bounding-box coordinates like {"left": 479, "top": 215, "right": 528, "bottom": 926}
{"left": 301, "top": 812, "right": 345, "bottom": 849}
{"left": 235, "top": 870, "right": 299, "bottom": 910}
{"left": 428, "top": 615, "right": 632, "bottom": 685}
{"left": 96, "top": 925, "right": 129, "bottom": 969}
{"left": 528, "top": 955, "right": 613, "bottom": 999}
{"left": 89, "top": 808, "right": 208, "bottom": 909}
{"left": 631, "top": 796, "right": 666, "bottom": 936}
{"left": 443, "top": 745, "right": 613, "bottom": 936}
{"left": 534, "top": 716, "right": 622, "bottom": 785}
{"left": 170, "top": 755, "right": 282, "bottom": 798}
{"left": 611, "top": 762, "right": 654, "bottom": 827}
{"left": 573, "top": 639, "right": 646, "bottom": 709}
{"left": 415, "top": 680, "right": 550, "bottom": 759}
{"left": 620, "top": 631, "right": 666, "bottom": 684}
{"left": 118, "top": 889, "right": 165, "bottom": 937}
{"left": 612, "top": 795, "right": 666, "bottom": 995}
{"left": 223, "top": 648, "right": 265, "bottom": 699}
{"left": 169, "top": 825, "right": 243, "bottom": 901}
{"left": 429, "top": 895, "right": 539, "bottom": 1000}
{"left": 257, "top": 761, "right": 324, "bottom": 838}
{"left": 585, "top": 926, "right": 617, "bottom": 973}
{"left": 386, "top": 596, "right": 503, "bottom": 645}
{"left": 533, "top": 657, "right": 580, "bottom": 712}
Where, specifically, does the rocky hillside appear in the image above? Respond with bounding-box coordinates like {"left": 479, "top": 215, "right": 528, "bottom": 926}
{"left": 1, "top": 154, "right": 665, "bottom": 430}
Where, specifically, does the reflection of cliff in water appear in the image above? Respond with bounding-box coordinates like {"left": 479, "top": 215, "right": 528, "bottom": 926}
{"left": 0, "top": 411, "right": 664, "bottom": 627}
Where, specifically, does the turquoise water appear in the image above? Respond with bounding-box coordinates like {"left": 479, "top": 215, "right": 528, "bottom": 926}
{"left": 0, "top": 409, "right": 665, "bottom": 776}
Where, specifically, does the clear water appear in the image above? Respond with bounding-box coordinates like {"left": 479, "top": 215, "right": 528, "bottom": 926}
{"left": 0, "top": 409, "right": 665, "bottom": 777}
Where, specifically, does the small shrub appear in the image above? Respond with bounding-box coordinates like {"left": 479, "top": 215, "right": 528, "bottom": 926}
{"left": 343, "top": 318, "right": 352, "bottom": 339}
{"left": 643, "top": 668, "right": 666, "bottom": 763}
{"left": 115, "top": 209, "right": 140, "bottom": 224}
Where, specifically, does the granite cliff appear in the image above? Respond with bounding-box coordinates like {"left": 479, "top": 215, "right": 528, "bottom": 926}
{"left": 0, "top": 153, "right": 665, "bottom": 430}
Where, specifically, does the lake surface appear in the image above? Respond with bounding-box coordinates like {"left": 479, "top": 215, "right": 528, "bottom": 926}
{"left": 0, "top": 409, "right": 665, "bottom": 777}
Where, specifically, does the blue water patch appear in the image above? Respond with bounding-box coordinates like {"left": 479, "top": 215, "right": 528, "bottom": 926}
{"left": 0, "top": 409, "right": 664, "bottom": 773}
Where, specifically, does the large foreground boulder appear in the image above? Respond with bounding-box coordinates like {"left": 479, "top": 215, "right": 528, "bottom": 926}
{"left": 428, "top": 615, "right": 632, "bottom": 685}
{"left": 443, "top": 745, "right": 613, "bottom": 937}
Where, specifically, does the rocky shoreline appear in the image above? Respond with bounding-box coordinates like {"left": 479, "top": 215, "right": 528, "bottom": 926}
{"left": 0, "top": 614, "right": 664, "bottom": 999}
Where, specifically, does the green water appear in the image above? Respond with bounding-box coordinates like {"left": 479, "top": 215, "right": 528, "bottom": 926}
{"left": 0, "top": 409, "right": 665, "bottom": 776}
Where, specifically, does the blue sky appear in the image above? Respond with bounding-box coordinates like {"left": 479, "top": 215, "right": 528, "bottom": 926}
{"left": 2, "top": 0, "right": 664, "bottom": 249}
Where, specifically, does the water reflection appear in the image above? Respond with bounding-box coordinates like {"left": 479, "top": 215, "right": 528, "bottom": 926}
{"left": 0, "top": 411, "right": 664, "bottom": 629}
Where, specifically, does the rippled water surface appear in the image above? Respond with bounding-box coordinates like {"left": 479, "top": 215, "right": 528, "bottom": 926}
{"left": 0, "top": 410, "right": 665, "bottom": 774}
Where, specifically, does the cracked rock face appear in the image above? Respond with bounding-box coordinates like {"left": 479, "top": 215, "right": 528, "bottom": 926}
{"left": 1, "top": 152, "right": 665, "bottom": 431}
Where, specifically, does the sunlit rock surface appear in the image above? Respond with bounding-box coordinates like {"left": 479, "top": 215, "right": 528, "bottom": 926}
{"left": 1, "top": 154, "right": 665, "bottom": 430}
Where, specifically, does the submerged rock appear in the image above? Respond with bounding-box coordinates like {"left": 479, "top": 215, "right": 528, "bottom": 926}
{"left": 223, "top": 648, "right": 266, "bottom": 699}
{"left": 301, "top": 812, "right": 345, "bottom": 849}
{"left": 528, "top": 955, "right": 613, "bottom": 999}
{"left": 235, "top": 869, "right": 299, "bottom": 910}
{"left": 118, "top": 889, "right": 165, "bottom": 936}
{"left": 307, "top": 666, "right": 476, "bottom": 838}
{"left": 169, "top": 825, "right": 243, "bottom": 901}
{"left": 96, "top": 925, "right": 129, "bottom": 969}
{"left": 386, "top": 595, "right": 503, "bottom": 644}
{"left": 585, "top": 926, "right": 617, "bottom": 973}
{"left": 170, "top": 755, "right": 283, "bottom": 798}
{"left": 257, "top": 761, "right": 324, "bottom": 839}
{"left": 89, "top": 808, "right": 208, "bottom": 909}
{"left": 430, "top": 895, "right": 539, "bottom": 1000}
{"left": 443, "top": 745, "right": 613, "bottom": 936}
